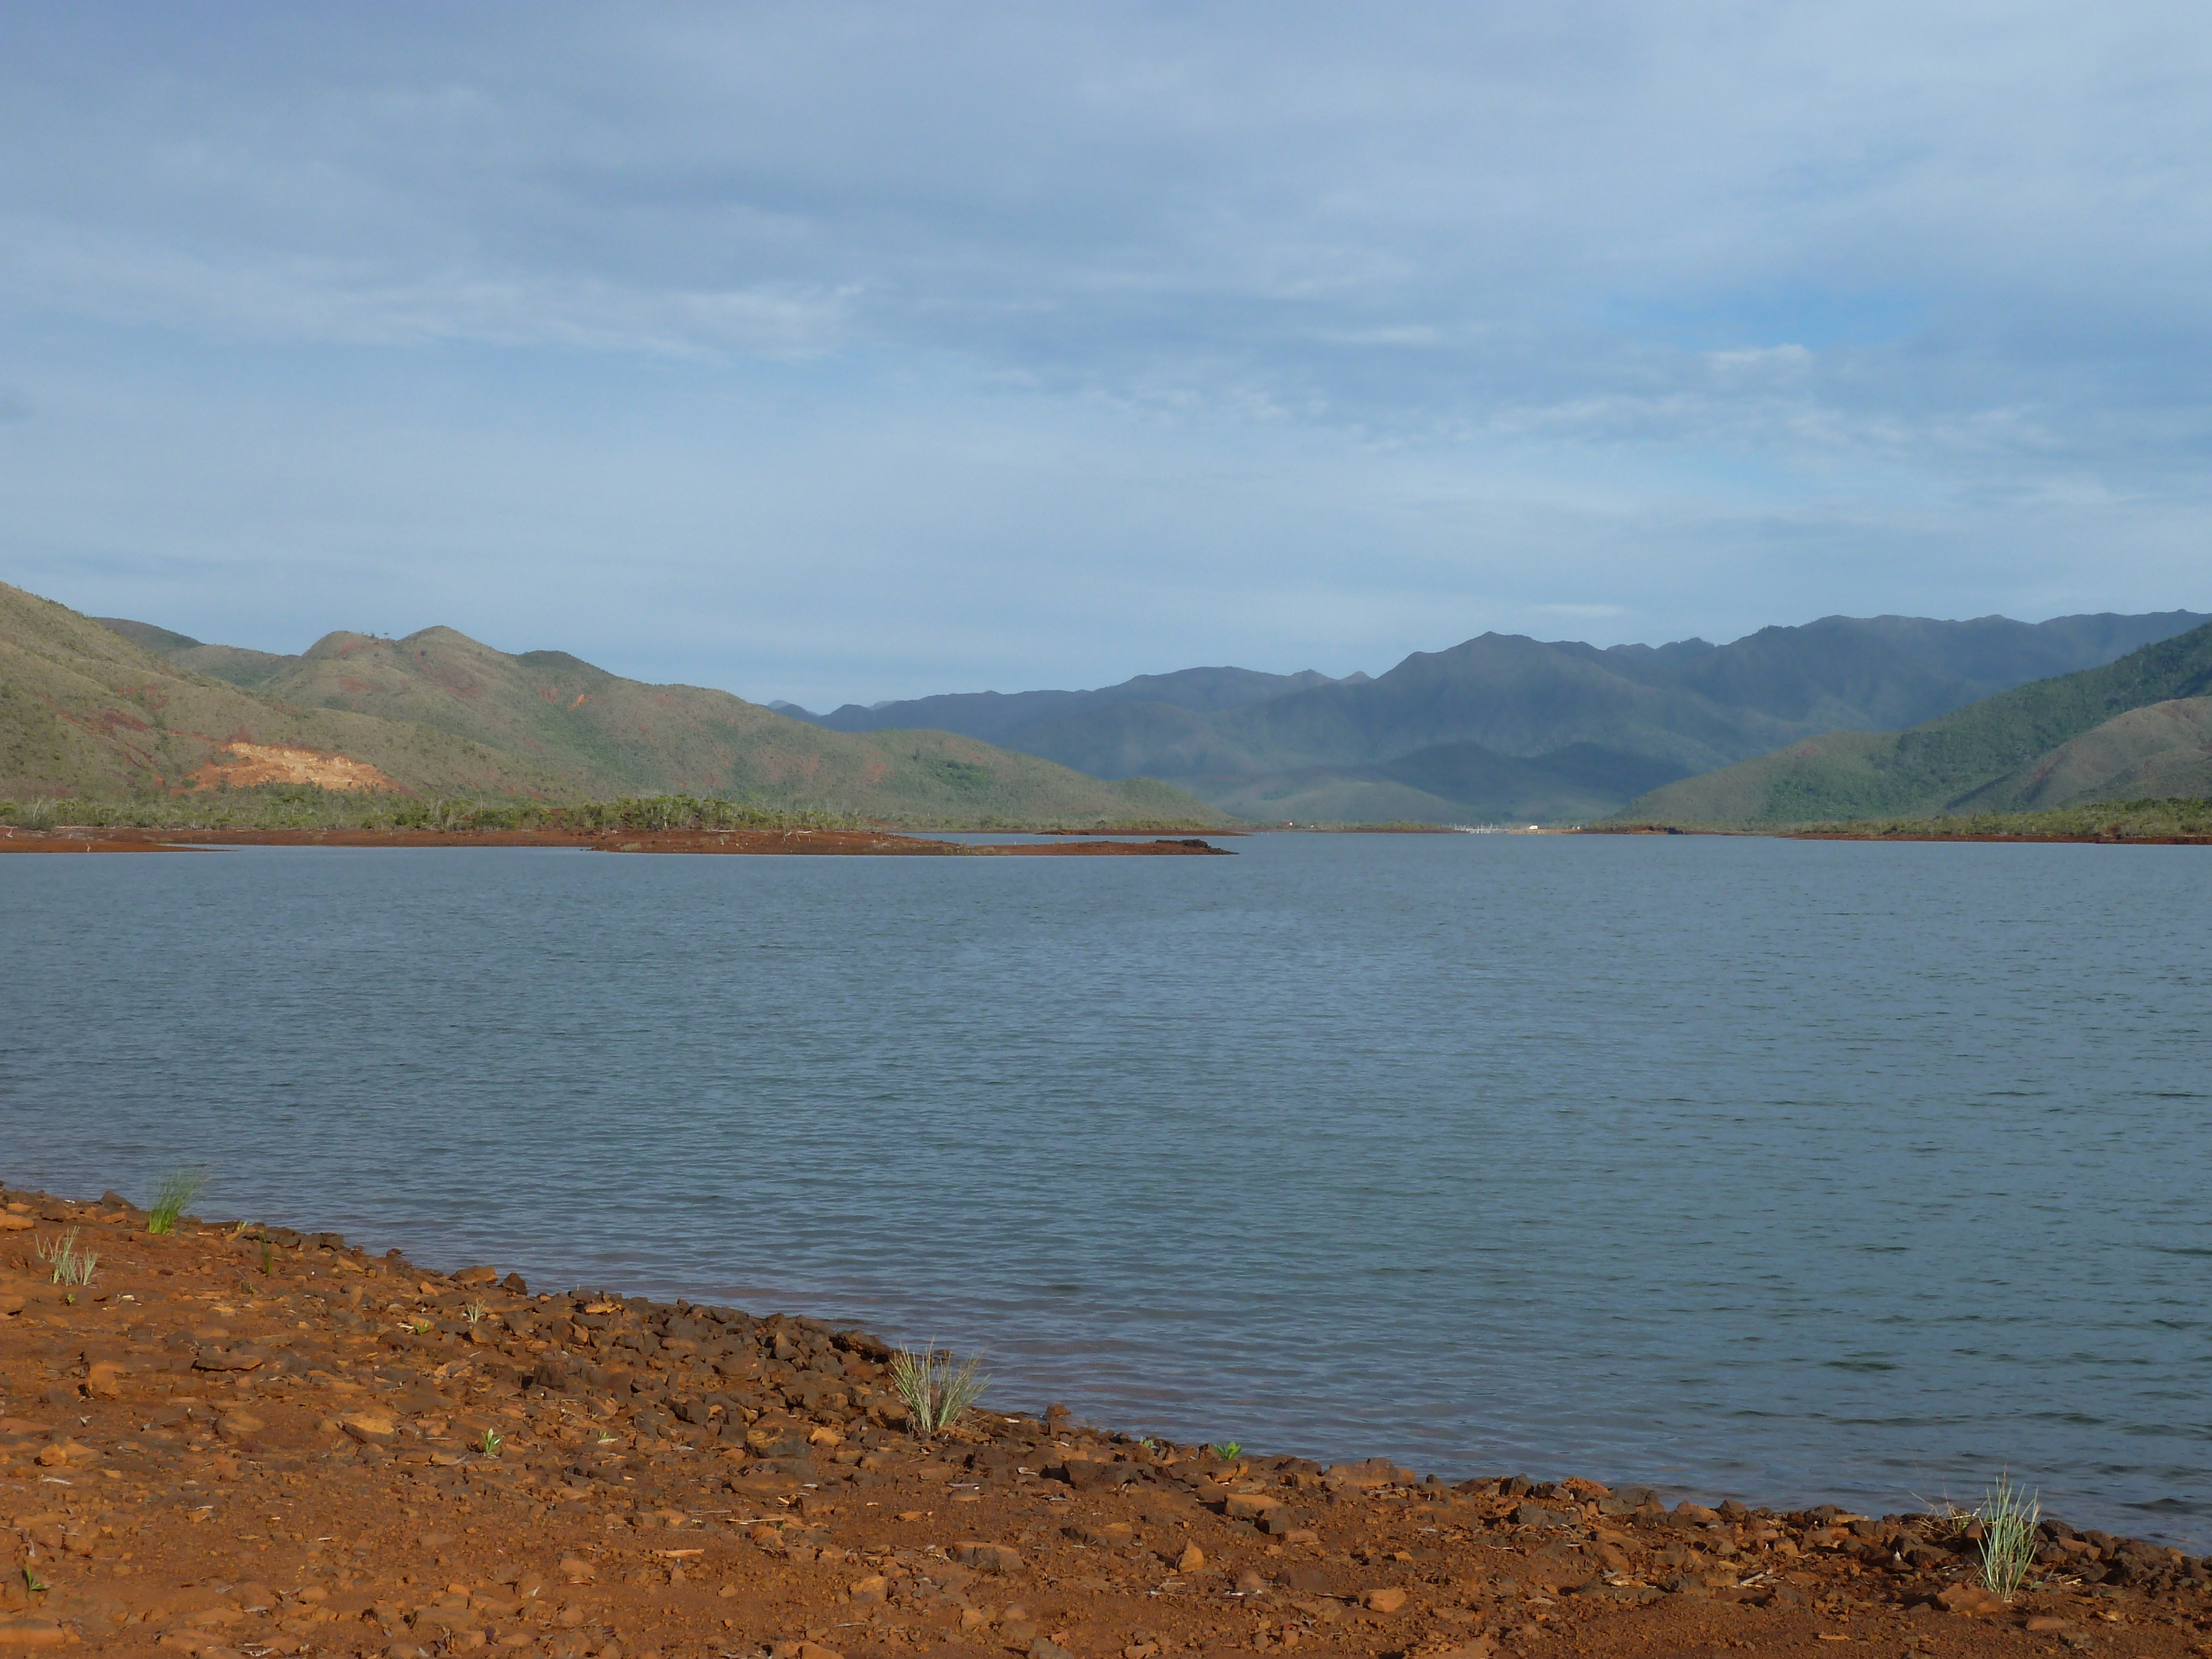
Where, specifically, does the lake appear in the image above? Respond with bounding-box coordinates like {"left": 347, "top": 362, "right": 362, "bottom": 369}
{"left": 4, "top": 833, "right": 2208, "bottom": 1540}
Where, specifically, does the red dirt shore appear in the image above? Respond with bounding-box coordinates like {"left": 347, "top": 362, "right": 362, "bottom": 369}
{"left": 0, "top": 828, "right": 1230, "bottom": 857}
{"left": 4, "top": 1187, "right": 2207, "bottom": 1659}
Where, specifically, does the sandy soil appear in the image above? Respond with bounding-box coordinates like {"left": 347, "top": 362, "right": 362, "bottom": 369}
{"left": 2, "top": 1185, "right": 2206, "bottom": 1658}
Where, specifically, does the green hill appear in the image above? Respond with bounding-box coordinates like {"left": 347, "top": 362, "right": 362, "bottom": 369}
{"left": 5, "top": 584, "right": 571, "bottom": 799}
{"left": 1619, "top": 621, "right": 2212, "bottom": 823}
{"left": 1, "top": 581, "right": 1228, "bottom": 825}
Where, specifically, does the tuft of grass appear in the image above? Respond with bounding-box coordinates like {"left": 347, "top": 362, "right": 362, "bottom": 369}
{"left": 35, "top": 1227, "right": 98, "bottom": 1287}
{"left": 147, "top": 1166, "right": 211, "bottom": 1235}
{"left": 1207, "top": 1441, "right": 1243, "bottom": 1460}
{"left": 463, "top": 1300, "right": 490, "bottom": 1324}
{"left": 889, "top": 1342, "right": 991, "bottom": 1439}
{"left": 1977, "top": 1473, "right": 2041, "bottom": 1599}
{"left": 23, "top": 1566, "right": 47, "bottom": 1593}
{"left": 479, "top": 1428, "right": 504, "bottom": 1457}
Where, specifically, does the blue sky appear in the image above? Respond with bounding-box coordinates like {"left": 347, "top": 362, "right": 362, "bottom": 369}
{"left": 3, "top": 2, "right": 2209, "bottom": 707}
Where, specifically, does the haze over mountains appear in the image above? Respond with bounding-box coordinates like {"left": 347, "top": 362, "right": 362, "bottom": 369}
{"left": 787, "top": 611, "right": 2210, "bottom": 822}
{"left": 0, "top": 581, "right": 1223, "bottom": 825}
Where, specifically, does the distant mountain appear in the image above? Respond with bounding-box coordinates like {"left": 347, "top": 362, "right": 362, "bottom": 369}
{"left": 90, "top": 618, "right": 297, "bottom": 687}
{"left": 0, "top": 581, "right": 1227, "bottom": 825}
{"left": 791, "top": 611, "right": 2209, "bottom": 823}
{"left": 794, "top": 665, "right": 1361, "bottom": 743}
{"left": 1620, "top": 620, "right": 2212, "bottom": 823}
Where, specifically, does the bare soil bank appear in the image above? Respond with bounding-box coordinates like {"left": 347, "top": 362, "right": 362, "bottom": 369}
{"left": 4, "top": 1186, "right": 2206, "bottom": 1658}
{"left": 0, "top": 828, "right": 1230, "bottom": 857}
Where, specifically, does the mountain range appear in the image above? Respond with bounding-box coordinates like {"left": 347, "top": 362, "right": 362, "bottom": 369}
{"left": 12, "top": 575, "right": 2207, "bottom": 827}
{"left": 0, "top": 580, "right": 1225, "bottom": 825}
{"left": 787, "top": 611, "right": 2210, "bottom": 822}
{"left": 1619, "top": 618, "right": 2212, "bottom": 824}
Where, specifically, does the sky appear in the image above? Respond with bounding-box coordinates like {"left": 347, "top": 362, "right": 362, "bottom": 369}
{"left": 3, "top": 3, "right": 2209, "bottom": 708}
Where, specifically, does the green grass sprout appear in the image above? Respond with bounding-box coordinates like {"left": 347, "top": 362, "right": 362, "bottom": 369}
{"left": 1977, "top": 1472, "right": 2042, "bottom": 1600}
{"left": 36, "top": 1227, "right": 98, "bottom": 1287}
{"left": 147, "top": 1166, "right": 211, "bottom": 1235}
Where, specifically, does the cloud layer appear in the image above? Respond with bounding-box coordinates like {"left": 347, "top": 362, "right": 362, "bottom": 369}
{"left": 3, "top": 2, "right": 2208, "bottom": 703}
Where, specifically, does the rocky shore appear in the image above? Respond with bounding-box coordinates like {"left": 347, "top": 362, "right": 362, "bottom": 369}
{"left": 0, "top": 828, "right": 1229, "bottom": 857}
{"left": 3, "top": 1184, "right": 2205, "bottom": 1658}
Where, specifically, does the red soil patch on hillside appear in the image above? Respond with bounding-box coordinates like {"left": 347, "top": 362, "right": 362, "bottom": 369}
{"left": 184, "top": 744, "right": 406, "bottom": 795}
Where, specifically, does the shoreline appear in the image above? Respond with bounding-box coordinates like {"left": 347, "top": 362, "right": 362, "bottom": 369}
{"left": 1587, "top": 823, "right": 2212, "bottom": 846}
{"left": 3, "top": 1181, "right": 2205, "bottom": 1657}
{"left": 0, "top": 826, "right": 1233, "bottom": 857}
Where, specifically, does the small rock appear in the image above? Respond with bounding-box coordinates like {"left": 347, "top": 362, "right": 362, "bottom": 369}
{"left": 1234, "top": 1570, "right": 1267, "bottom": 1594}
{"left": 1324, "top": 1457, "right": 1399, "bottom": 1489}
{"left": 192, "top": 1347, "right": 265, "bottom": 1373}
{"left": 0, "top": 1619, "right": 67, "bottom": 1648}
{"left": 84, "top": 1361, "right": 127, "bottom": 1399}
{"left": 1513, "top": 1502, "right": 1579, "bottom": 1530}
{"left": 453, "top": 1266, "right": 499, "bottom": 1286}
{"left": 1224, "top": 1491, "right": 1283, "bottom": 1520}
{"left": 2025, "top": 1615, "right": 2073, "bottom": 1632}
{"left": 958, "top": 1608, "right": 992, "bottom": 1632}
{"left": 1030, "top": 1641, "right": 1074, "bottom": 1659}
{"left": 1175, "top": 1545, "right": 1204, "bottom": 1573}
{"left": 848, "top": 1575, "right": 888, "bottom": 1605}
{"left": 558, "top": 1557, "right": 596, "bottom": 1583}
{"left": 951, "top": 1541, "right": 1024, "bottom": 1574}
{"left": 1934, "top": 1583, "right": 2008, "bottom": 1618}
{"left": 1361, "top": 1587, "right": 1408, "bottom": 1614}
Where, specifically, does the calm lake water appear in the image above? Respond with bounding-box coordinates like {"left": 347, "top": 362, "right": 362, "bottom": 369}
{"left": 4, "top": 834, "right": 2209, "bottom": 1539}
